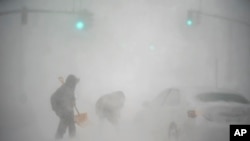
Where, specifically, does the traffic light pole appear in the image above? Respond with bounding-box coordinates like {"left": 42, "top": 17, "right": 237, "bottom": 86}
{"left": 0, "top": 10, "right": 20, "bottom": 16}
{"left": 189, "top": 3, "right": 249, "bottom": 88}
{"left": 189, "top": 9, "right": 250, "bottom": 28}
{"left": 0, "top": 8, "right": 80, "bottom": 16}
{"left": 0, "top": 7, "right": 93, "bottom": 30}
{"left": 0, "top": 7, "right": 88, "bottom": 26}
{"left": 195, "top": 0, "right": 250, "bottom": 28}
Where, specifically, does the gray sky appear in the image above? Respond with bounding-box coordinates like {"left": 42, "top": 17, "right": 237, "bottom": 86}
{"left": 0, "top": 0, "right": 250, "bottom": 141}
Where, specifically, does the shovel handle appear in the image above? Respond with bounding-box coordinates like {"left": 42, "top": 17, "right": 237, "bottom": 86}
{"left": 74, "top": 105, "right": 80, "bottom": 115}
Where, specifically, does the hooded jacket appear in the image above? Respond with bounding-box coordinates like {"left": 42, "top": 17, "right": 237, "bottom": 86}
{"left": 51, "top": 75, "right": 79, "bottom": 117}
{"left": 96, "top": 91, "right": 125, "bottom": 123}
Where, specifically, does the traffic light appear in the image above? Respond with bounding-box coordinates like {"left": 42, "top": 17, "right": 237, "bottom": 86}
{"left": 75, "top": 9, "right": 93, "bottom": 30}
{"left": 75, "top": 20, "right": 85, "bottom": 30}
{"left": 149, "top": 44, "right": 156, "bottom": 51}
{"left": 186, "top": 19, "right": 193, "bottom": 26}
{"left": 21, "top": 7, "right": 28, "bottom": 25}
{"left": 186, "top": 10, "right": 200, "bottom": 27}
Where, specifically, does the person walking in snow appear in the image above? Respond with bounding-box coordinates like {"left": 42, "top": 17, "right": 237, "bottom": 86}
{"left": 50, "top": 74, "right": 80, "bottom": 139}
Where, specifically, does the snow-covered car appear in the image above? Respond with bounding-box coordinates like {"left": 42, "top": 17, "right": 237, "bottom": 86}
{"left": 134, "top": 87, "right": 250, "bottom": 141}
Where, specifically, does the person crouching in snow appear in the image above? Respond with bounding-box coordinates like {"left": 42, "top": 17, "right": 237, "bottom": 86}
{"left": 50, "top": 74, "right": 80, "bottom": 139}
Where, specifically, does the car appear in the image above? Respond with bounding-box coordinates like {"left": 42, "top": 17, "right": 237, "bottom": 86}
{"left": 134, "top": 87, "right": 250, "bottom": 141}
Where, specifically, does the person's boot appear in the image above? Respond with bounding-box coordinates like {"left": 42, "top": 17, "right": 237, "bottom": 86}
{"left": 55, "top": 133, "right": 63, "bottom": 140}
{"left": 69, "top": 133, "right": 76, "bottom": 138}
{"left": 69, "top": 123, "right": 76, "bottom": 138}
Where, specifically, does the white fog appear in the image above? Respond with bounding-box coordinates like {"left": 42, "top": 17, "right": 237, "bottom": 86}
{"left": 0, "top": 0, "right": 250, "bottom": 141}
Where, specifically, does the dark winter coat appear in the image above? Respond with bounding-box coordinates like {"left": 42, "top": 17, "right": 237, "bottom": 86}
{"left": 96, "top": 91, "right": 125, "bottom": 124}
{"left": 50, "top": 75, "right": 79, "bottom": 117}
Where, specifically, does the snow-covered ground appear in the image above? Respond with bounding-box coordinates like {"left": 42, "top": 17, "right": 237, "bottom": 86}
{"left": 6, "top": 118, "right": 154, "bottom": 141}
{"left": 74, "top": 120, "right": 153, "bottom": 141}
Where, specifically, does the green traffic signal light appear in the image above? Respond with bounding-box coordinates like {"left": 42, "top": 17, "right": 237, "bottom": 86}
{"left": 186, "top": 19, "right": 193, "bottom": 26}
{"left": 75, "top": 21, "right": 85, "bottom": 30}
{"left": 149, "top": 44, "right": 156, "bottom": 51}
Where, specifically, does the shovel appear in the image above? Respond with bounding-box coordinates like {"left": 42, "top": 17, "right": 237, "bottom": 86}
{"left": 74, "top": 106, "right": 88, "bottom": 127}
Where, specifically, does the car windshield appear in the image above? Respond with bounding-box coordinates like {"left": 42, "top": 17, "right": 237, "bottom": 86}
{"left": 196, "top": 92, "right": 250, "bottom": 104}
